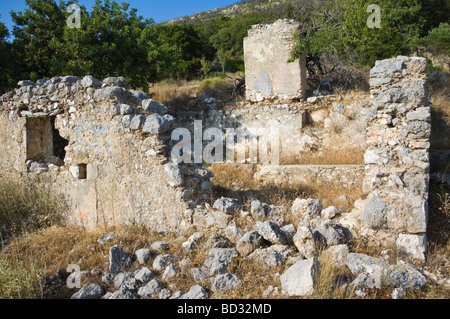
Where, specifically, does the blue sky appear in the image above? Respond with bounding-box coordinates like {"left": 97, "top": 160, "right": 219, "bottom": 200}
{"left": 0, "top": 0, "right": 240, "bottom": 34}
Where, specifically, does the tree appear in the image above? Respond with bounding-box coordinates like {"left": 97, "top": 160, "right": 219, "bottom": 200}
{"left": 290, "top": 0, "right": 427, "bottom": 67}
{"left": 200, "top": 57, "right": 212, "bottom": 79}
{"left": 11, "top": 0, "right": 68, "bottom": 79}
{"left": 424, "top": 23, "right": 450, "bottom": 55}
{"left": 216, "top": 48, "right": 232, "bottom": 75}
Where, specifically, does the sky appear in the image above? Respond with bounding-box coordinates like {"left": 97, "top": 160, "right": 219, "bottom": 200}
{"left": 0, "top": 0, "right": 240, "bottom": 36}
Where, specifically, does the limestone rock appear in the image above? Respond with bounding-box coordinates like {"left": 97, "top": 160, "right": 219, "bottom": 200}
{"left": 134, "top": 267, "right": 154, "bottom": 285}
{"left": 152, "top": 254, "right": 178, "bottom": 272}
{"left": 70, "top": 283, "right": 103, "bottom": 299}
{"left": 280, "top": 257, "right": 319, "bottom": 297}
{"left": 109, "top": 245, "right": 131, "bottom": 274}
{"left": 81, "top": 75, "right": 101, "bottom": 88}
{"left": 203, "top": 248, "right": 238, "bottom": 276}
{"left": 211, "top": 273, "right": 243, "bottom": 293}
{"left": 134, "top": 248, "right": 151, "bottom": 265}
{"left": 142, "top": 99, "right": 168, "bottom": 115}
{"left": 236, "top": 230, "right": 263, "bottom": 257}
{"left": 137, "top": 279, "right": 163, "bottom": 298}
{"left": 248, "top": 244, "right": 291, "bottom": 267}
{"left": 163, "top": 162, "right": 185, "bottom": 187}
{"left": 180, "top": 284, "right": 208, "bottom": 299}
{"left": 256, "top": 220, "right": 287, "bottom": 245}
{"left": 213, "top": 197, "right": 243, "bottom": 214}
{"left": 359, "top": 196, "right": 387, "bottom": 229}
{"left": 291, "top": 198, "right": 323, "bottom": 221}
{"left": 293, "top": 225, "right": 317, "bottom": 258}
{"left": 103, "top": 76, "right": 127, "bottom": 87}
{"left": 142, "top": 113, "right": 175, "bottom": 135}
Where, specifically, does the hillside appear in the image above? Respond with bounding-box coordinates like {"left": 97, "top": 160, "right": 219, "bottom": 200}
{"left": 166, "top": 0, "right": 300, "bottom": 25}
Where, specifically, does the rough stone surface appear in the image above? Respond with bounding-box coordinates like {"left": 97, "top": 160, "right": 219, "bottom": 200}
{"left": 134, "top": 248, "right": 151, "bottom": 265}
{"left": 109, "top": 245, "right": 131, "bottom": 274}
{"left": 256, "top": 220, "right": 287, "bottom": 245}
{"left": 180, "top": 284, "right": 208, "bottom": 299}
{"left": 236, "top": 230, "right": 263, "bottom": 257}
{"left": 363, "top": 56, "right": 430, "bottom": 262}
{"left": 70, "top": 283, "right": 103, "bottom": 299}
{"left": 203, "top": 248, "right": 238, "bottom": 276}
{"left": 280, "top": 257, "right": 319, "bottom": 297}
{"left": 213, "top": 197, "right": 243, "bottom": 214}
{"left": 211, "top": 273, "right": 243, "bottom": 293}
{"left": 152, "top": 254, "right": 178, "bottom": 272}
{"left": 293, "top": 225, "right": 317, "bottom": 258}
{"left": 244, "top": 20, "right": 306, "bottom": 102}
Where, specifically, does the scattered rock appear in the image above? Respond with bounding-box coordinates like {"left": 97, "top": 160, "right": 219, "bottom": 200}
{"left": 211, "top": 273, "right": 243, "bottom": 293}
{"left": 150, "top": 241, "right": 170, "bottom": 253}
{"left": 248, "top": 245, "right": 291, "bottom": 267}
{"left": 256, "top": 220, "right": 287, "bottom": 245}
{"left": 134, "top": 267, "right": 155, "bottom": 285}
{"left": 98, "top": 232, "right": 117, "bottom": 244}
{"left": 213, "top": 197, "right": 243, "bottom": 214}
{"left": 70, "top": 283, "right": 103, "bottom": 299}
{"left": 203, "top": 248, "right": 238, "bottom": 276}
{"left": 280, "top": 257, "right": 319, "bottom": 297}
{"left": 153, "top": 254, "right": 178, "bottom": 272}
{"left": 109, "top": 245, "right": 131, "bottom": 274}
{"left": 291, "top": 198, "right": 323, "bottom": 221}
{"left": 134, "top": 248, "right": 151, "bottom": 265}
{"left": 236, "top": 230, "right": 263, "bottom": 257}
{"left": 180, "top": 284, "right": 208, "bottom": 299}
{"left": 251, "top": 199, "right": 267, "bottom": 221}
{"left": 320, "top": 244, "right": 349, "bottom": 267}
{"left": 137, "top": 279, "right": 164, "bottom": 299}
{"left": 182, "top": 232, "right": 205, "bottom": 252}
{"left": 293, "top": 225, "right": 317, "bottom": 258}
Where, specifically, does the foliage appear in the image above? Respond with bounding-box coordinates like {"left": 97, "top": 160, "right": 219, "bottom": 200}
{"left": 196, "top": 77, "right": 229, "bottom": 96}
{"left": 424, "top": 23, "right": 450, "bottom": 55}
{"left": 0, "top": 255, "right": 42, "bottom": 299}
{"left": 0, "top": 176, "right": 65, "bottom": 237}
{"left": 290, "top": 0, "right": 427, "bottom": 67}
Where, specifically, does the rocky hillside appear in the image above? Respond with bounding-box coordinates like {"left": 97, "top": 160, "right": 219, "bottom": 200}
{"left": 166, "top": 0, "right": 298, "bottom": 24}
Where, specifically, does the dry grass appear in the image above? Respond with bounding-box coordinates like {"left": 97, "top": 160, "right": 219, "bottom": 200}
{"left": 430, "top": 94, "right": 450, "bottom": 150}
{"left": 280, "top": 147, "right": 365, "bottom": 165}
{"left": 149, "top": 80, "right": 199, "bottom": 112}
{"left": 208, "top": 163, "right": 364, "bottom": 214}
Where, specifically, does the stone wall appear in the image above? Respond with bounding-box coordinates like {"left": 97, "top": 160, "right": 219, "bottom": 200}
{"left": 360, "top": 56, "right": 430, "bottom": 261}
{"left": 0, "top": 76, "right": 213, "bottom": 234}
{"left": 244, "top": 19, "right": 306, "bottom": 102}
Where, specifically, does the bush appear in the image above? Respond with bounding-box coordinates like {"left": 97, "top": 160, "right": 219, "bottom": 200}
{"left": 0, "top": 256, "right": 42, "bottom": 299}
{"left": 196, "top": 77, "right": 229, "bottom": 96}
{"left": 0, "top": 176, "right": 65, "bottom": 237}
{"left": 424, "top": 23, "right": 450, "bottom": 55}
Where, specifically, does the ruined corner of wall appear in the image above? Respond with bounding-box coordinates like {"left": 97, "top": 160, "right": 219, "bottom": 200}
{"left": 358, "top": 55, "right": 430, "bottom": 264}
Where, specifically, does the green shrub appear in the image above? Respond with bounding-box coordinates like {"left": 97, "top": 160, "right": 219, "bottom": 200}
{"left": 196, "top": 77, "right": 229, "bottom": 96}
{"left": 0, "top": 256, "right": 42, "bottom": 299}
{"left": 0, "top": 176, "right": 65, "bottom": 237}
{"left": 425, "top": 23, "right": 450, "bottom": 55}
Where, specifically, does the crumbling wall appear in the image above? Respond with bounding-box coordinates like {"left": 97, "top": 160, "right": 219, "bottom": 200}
{"left": 359, "top": 56, "right": 430, "bottom": 262}
{"left": 0, "top": 76, "right": 213, "bottom": 234}
{"left": 244, "top": 19, "right": 306, "bottom": 102}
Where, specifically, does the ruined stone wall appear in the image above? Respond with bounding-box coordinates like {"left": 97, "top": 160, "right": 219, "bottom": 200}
{"left": 0, "top": 76, "right": 213, "bottom": 234}
{"left": 244, "top": 19, "right": 306, "bottom": 102}
{"left": 360, "top": 56, "right": 430, "bottom": 261}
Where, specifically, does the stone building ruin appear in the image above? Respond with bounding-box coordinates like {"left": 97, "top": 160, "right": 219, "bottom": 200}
{"left": 0, "top": 20, "right": 433, "bottom": 264}
{"left": 244, "top": 20, "right": 307, "bottom": 102}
